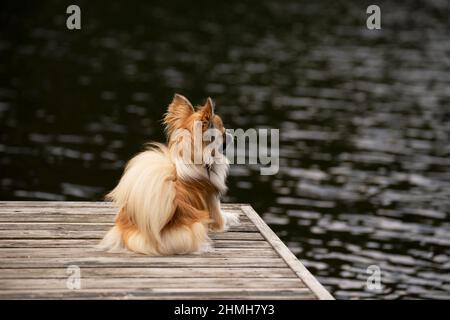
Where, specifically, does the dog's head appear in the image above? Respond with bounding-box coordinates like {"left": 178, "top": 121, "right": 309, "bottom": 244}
{"left": 164, "top": 94, "right": 232, "bottom": 165}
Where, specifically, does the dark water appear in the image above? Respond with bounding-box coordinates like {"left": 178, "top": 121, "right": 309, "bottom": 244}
{"left": 1, "top": 0, "right": 449, "bottom": 299}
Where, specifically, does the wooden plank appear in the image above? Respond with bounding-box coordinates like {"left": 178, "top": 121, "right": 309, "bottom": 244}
{"left": 0, "top": 207, "right": 246, "bottom": 213}
{"left": 0, "top": 202, "right": 247, "bottom": 209}
{"left": 0, "top": 239, "right": 272, "bottom": 249}
{"left": 0, "top": 214, "right": 118, "bottom": 223}
{"left": 0, "top": 215, "right": 250, "bottom": 225}
{"left": 0, "top": 257, "right": 288, "bottom": 268}
{"left": 0, "top": 208, "right": 247, "bottom": 216}
{"left": 0, "top": 267, "right": 298, "bottom": 279}
{"left": 0, "top": 247, "right": 279, "bottom": 259}
{"left": 0, "top": 213, "right": 250, "bottom": 225}
{"left": 0, "top": 208, "right": 118, "bottom": 214}
{"left": 0, "top": 222, "right": 257, "bottom": 232}
{"left": 0, "top": 202, "right": 115, "bottom": 207}
{"left": 241, "top": 205, "right": 334, "bottom": 300}
{"left": 0, "top": 288, "right": 316, "bottom": 300}
{"left": 0, "top": 230, "right": 264, "bottom": 240}
{"left": 0, "top": 278, "right": 305, "bottom": 290}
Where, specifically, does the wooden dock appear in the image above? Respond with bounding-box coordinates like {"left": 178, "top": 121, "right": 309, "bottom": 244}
{"left": 0, "top": 201, "right": 334, "bottom": 300}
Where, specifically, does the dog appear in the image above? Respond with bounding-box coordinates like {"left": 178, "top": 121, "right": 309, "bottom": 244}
{"left": 99, "top": 94, "right": 239, "bottom": 255}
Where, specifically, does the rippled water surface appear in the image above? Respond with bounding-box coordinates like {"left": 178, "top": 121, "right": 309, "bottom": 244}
{"left": 1, "top": 0, "right": 449, "bottom": 299}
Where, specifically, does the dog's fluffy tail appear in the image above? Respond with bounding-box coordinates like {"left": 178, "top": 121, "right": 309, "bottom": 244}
{"left": 100, "top": 145, "right": 208, "bottom": 255}
{"left": 101, "top": 144, "right": 178, "bottom": 253}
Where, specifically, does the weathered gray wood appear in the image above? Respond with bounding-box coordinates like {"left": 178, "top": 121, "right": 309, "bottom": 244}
{"left": 0, "top": 208, "right": 247, "bottom": 216}
{"left": 0, "top": 288, "right": 316, "bottom": 300}
{"left": 0, "top": 239, "right": 272, "bottom": 249}
{"left": 0, "top": 221, "right": 257, "bottom": 232}
{"left": 0, "top": 212, "right": 250, "bottom": 222}
{"left": 0, "top": 201, "right": 333, "bottom": 300}
{"left": 0, "top": 247, "right": 279, "bottom": 258}
{"left": 0, "top": 267, "right": 297, "bottom": 279}
{"left": 0, "top": 202, "right": 247, "bottom": 209}
{"left": 0, "top": 230, "right": 264, "bottom": 240}
{"left": 0, "top": 257, "right": 288, "bottom": 268}
{"left": 0, "top": 277, "right": 305, "bottom": 290}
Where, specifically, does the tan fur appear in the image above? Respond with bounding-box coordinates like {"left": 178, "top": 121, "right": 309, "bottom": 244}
{"left": 99, "top": 94, "right": 237, "bottom": 255}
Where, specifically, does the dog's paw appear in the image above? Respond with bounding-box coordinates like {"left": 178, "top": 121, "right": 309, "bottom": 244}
{"left": 222, "top": 210, "right": 240, "bottom": 230}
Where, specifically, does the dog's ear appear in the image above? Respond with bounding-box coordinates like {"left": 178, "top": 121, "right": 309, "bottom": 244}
{"left": 164, "top": 94, "right": 194, "bottom": 135}
{"left": 200, "top": 97, "right": 215, "bottom": 123}
{"left": 169, "top": 94, "right": 194, "bottom": 115}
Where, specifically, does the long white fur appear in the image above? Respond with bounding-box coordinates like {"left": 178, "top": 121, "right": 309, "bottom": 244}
{"left": 99, "top": 145, "right": 178, "bottom": 254}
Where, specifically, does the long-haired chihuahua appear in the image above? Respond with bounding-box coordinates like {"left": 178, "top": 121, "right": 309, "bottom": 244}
{"left": 99, "top": 94, "right": 239, "bottom": 255}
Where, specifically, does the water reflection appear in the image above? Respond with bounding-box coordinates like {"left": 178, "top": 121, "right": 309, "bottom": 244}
{"left": 1, "top": 0, "right": 449, "bottom": 299}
